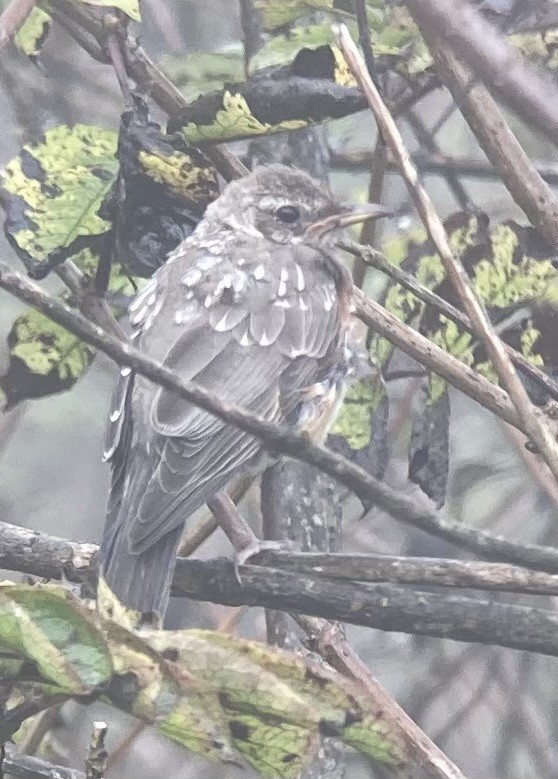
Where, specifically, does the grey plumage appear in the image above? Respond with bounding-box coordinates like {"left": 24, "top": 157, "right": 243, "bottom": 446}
{"left": 99, "top": 164, "right": 387, "bottom": 620}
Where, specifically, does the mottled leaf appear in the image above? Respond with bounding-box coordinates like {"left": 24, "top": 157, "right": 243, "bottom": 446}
{"left": 408, "top": 386, "right": 449, "bottom": 508}
{"left": 0, "top": 585, "right": 112, "bottom": 693}
{"left": 148, "top": 630, "right": 404, "bottom": 776}
{"left": 0, "top": 124, "right": 119, "bottom": 275}
{"left": 375, "top": 212, "right": 558, "bottom": 505}
{"left": 112, "top": 97, "right": 218, "bottom": 277}
{"left": 254, "top": 0, "right": 334, "bottom": 31}
{"left": 0, "top": 585, "right": 407, "bottom": 776}
{"left": 329, "top": 375, "right": 389, "bottom": 480}
{"left": 78, "top": 0, "right": 140, "bottom": 21}
{"left": 0, "top": 305, "right": 95, "bottom": 408}
{"left": 13, "top": 7, "right": 51, "bottom": 58}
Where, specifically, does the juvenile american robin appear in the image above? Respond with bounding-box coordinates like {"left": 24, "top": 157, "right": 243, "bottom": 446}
{"left": 99, "top": 164, "right": 391, "bottom": 623}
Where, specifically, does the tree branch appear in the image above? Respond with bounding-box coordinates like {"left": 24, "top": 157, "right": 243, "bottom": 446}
{"left": 251, "top": 550, "right": 558, "bottom": 597}
{"left": 0, "top": 0, "right": 36, "bottom": 49}
{"left": 337, "top": 23, "right": 558, "bottom": 483}
{"left": 342, "top": 240, "right": 558, "bottom": 404}
{"left": 406, "top": 0, "right": 558, "bottom": 148}
{"left": 331, "top": 148, "right": 558, "bottom": 187}
{"left": 3, "top": 263, "right": 558, "bottom": 570}
{"left": 171, "top": 558, "right": 558, "bottom": 657}
{"left": 411, "top": 10, "right": 558, "bottom": 249}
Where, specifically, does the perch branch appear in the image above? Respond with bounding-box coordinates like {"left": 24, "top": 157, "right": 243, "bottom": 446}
{"left": 172, "top": 559, "right": 558, "bottom": 657}
{"left": 4, "top": 263, "right": 558, "bottom": 569}
{"left": 5, "top": 519, "right": 558, "bottom": 598}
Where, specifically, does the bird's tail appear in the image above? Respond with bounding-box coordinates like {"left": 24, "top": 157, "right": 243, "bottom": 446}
{"left": 98, "top": 518, "right": 183, "bottom": 628}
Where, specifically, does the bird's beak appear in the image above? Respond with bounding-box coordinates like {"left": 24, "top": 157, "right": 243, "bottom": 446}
{"left": 305, "top": 202, "right": 393, "bottom": 239}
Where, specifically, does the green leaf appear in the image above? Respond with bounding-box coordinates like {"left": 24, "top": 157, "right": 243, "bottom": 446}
{"left": 13, "top": 7, "right": 51, "bottom": 57}
{"left": 149, "top": 630, "right": 404, "bottom": 776}
{"left": 0, "top": 304, "right": 95, "bottom": 407}
{"left": 0, "top": 584, "right": 408, "bottom": 775}
{"left": 0, "top": 124, "right": 118, "bottom": 273}
{"left": 77, "top": 0, "right": 141, "bottom": 21}
{"left": 0, "top": 585, "right": 112, "bottom": 693}
{"left": 254, "top": 0, "right": 333, "bottom": 31}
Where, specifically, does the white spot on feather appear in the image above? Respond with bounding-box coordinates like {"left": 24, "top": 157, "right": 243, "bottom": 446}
{"left": 252, "top": 264, "right": 265, "bottom": 280}
{"left": 182, "top": 268, "right": 202, "bottom": 286}
{"left": 294, "top": 264, "right": 305, "bottom": 291}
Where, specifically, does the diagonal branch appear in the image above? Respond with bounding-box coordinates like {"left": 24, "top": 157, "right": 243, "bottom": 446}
{"left": 337, "top": 23, "right": 558, "bottom": 483}
{"left": 341, "top": 240, "right": 558, "bottom": 404}
{"left": 3, "top": 262, "right": 558, "bottom": 569}
{"left": 406, "top": 0, "right": 558, "bottom": 148}
{"left": 0, "top": 0, "right": 36, "bottom": 49}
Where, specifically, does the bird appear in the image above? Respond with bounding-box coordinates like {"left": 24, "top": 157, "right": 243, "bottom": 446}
{"left": 98, "top": 163, "right": 391, "bottom": 625}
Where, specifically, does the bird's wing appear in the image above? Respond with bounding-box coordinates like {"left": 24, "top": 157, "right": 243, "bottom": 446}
{"left": 107, "top": 238, "right": 349, "bottom": 554}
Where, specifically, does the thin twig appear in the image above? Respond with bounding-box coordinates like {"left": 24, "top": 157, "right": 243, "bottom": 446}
{"left": 331, "top": 148, "right": 558, "bottom": 187}
{"left": 341, "top": 240, "right": 558, "bottom": 404}
{"left": 0, "top": 0, "right": 36, "bottom": 49}
{"left": 85, "top": 722, "right": 108, "bottom": 779}
{"left": 337, "top": 23, "right": 558, "bottom": 483}
{"left": 294, "top": 616, "right": 466, "bottom": 779}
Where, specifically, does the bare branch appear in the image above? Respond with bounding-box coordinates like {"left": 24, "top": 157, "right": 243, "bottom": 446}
{"left": 337, "top": 23, "right": 558, "bottom": 483}
{"left": 331, "top": 148, "right": 558, "bottom": 187}
{"left": 0, "top": 0, "right": 36, "bottom": 49}
{"left": 251, "top": 550, "right": 558, "bottom": 597}
{"left": 172, "top": 558, "right": 558, "bottom": 657}
{"left": 342, "top": 240, "right": 558, "bottom": 404}
{"left": 412, "top": 14, "right": 558, "bottom": 248}
{"left": 3, "top": 263, "right": 558, "bottom": 569}
{"left": 406, "top": 0, "right": 558, "bottom": 147}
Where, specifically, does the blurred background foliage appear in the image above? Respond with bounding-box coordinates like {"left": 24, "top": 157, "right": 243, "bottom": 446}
{"left": 2, "top": 1, "right": 558, "bottom": 777}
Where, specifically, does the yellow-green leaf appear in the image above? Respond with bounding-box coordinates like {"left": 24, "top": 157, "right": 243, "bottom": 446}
{"left": 254, "top": 0, "right": 334, "bottom": 31}
{"left": 78, "top": 0, "right": 140, "bottom": 21}
{"left": 13, "top": 7, "right": 51, "bottom": 57}
{"left": 181, "top": 90, "right": 307, "bottom": 144}
{"left": 0, "top": 124, "right": 118, "bottom": 270}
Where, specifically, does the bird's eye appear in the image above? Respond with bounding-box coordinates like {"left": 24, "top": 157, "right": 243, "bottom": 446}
{"left": 275, "top": 205, "right": 301, "bottom": 224}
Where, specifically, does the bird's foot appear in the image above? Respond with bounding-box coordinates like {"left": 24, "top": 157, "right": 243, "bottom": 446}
{"left": 232, "top": 539, "right": 296, "bottom": 586}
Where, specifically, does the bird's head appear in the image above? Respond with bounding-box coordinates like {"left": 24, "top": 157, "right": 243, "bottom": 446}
{"left": 200, "top": 163, "right": 392, "bottom": 246}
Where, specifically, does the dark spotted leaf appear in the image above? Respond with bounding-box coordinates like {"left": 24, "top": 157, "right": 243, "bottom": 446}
{"left": 0, "top": 124, "right": 119, "bottom": 276}
{"left": 14, "top": 7, "right": 51, "bottom": 58}
{"left": 172, "top": 81, "right": 365, "bottom": 144}
{"left": 0, "top": 305, "right": 96, "bottom": 409}
{"left": 374, "top": 212, "right": 558, "bottom": 505}
{"left": 409, "top": 386, "right": 449, "bottom": 509}
{"left": 112, "top": 97, "right": 218, "bottom": 277}
{"left": 329, "top": 374, "right": 389, "bottom": 481}
{"left": 1, "top": 584, "right": 405, "bottom": 777}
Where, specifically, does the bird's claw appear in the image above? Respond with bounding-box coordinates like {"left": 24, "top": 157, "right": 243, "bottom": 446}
{"left": 232, "top": 539, "right": 296, "bottom": 586}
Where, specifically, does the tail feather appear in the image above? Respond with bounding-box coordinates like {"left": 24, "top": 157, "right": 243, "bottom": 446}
{"left": 99, "top": 519, "right": 182, "bottom": 623}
